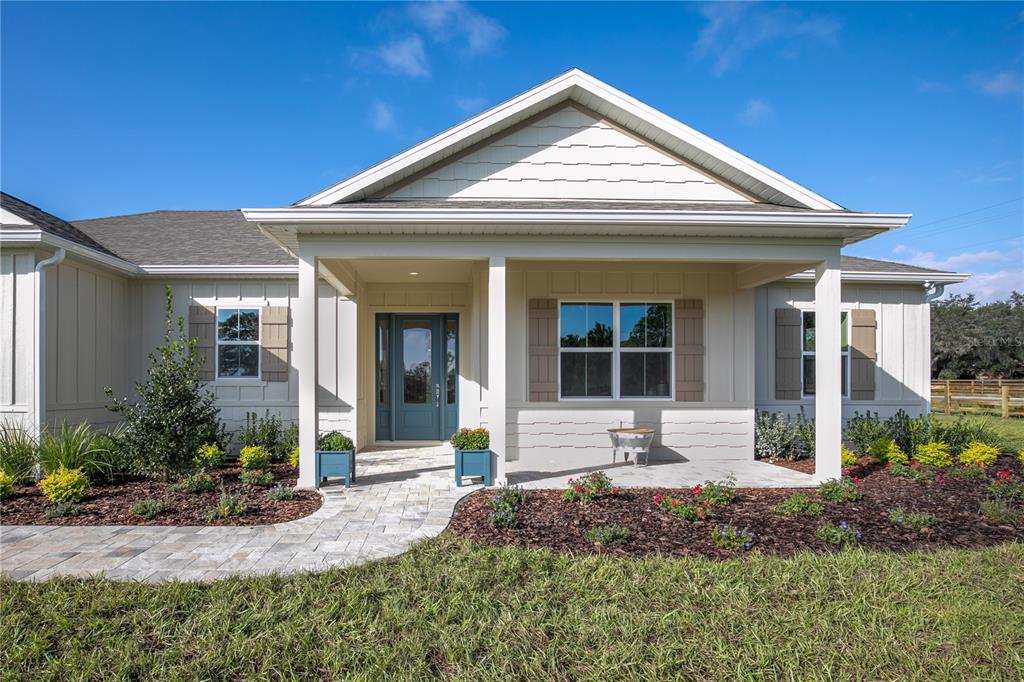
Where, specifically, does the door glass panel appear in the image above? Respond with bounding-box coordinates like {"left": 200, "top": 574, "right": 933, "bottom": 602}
{"left": 446, "top": 319, "right": 457, "bottom": 405}
{"left": 377, "top": 319, "right": 388, "bottom": 405}
{"left": 403, "top": 320, "right": 432, "bottom": 404}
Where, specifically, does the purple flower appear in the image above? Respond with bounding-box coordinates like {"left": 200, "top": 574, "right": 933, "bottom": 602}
{"left": 839, "top": 521, "right": 849, "bottom": 529}
{"left": 855, "top": 532, "right": 863, "bottom": 541}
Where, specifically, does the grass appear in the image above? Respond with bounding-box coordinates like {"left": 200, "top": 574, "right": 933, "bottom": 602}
{"left": 932, "top": 414, "right": 1024, "bottom": 453}
{"left": 2, "top": 536, "right": 1022, "bottom": 680}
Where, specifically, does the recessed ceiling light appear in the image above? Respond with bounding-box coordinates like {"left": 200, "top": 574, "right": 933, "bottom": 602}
{"left": 409, "top": 271, "right": 419, "bottom": 276}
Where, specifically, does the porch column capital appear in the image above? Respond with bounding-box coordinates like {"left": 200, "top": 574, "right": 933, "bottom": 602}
{"left": 487, "top": 256, "right": 507, "bottom": 486}
{"left": 814, "top": 253, "right": 843, "bottom": 482}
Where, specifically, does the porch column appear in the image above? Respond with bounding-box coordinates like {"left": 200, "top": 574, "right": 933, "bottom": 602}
{"left": 295, "top": 244, "right": 319, "bottom": 488}
{"left": 814, "top": 253, "right": 842, "bottom": 482}
{"left": 488, "top": 256, "right": 507, "bottom": 486}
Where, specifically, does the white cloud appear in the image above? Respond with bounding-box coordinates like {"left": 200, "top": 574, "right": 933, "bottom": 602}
{"left": 408, "top": 1, "right": 507, "bottom": 55}
{"left": 955, "top": 160, "right": 1020, "bottom": 185}
{"left": 892, "top": 243, "right": 1022, "bottom": 272}
{"left": 370, "top": 100, "right": 396, "bottom": 131}
{"left": 972, "top": 69, "right": 1023, "bottom": 96}
{"left": 946, "top": 269, "right": 1024, "bottom": 303}
{"left": 737, "top": 98, "right": 773, "bottom": 125}
{"left": 694, "top": 3, "right": 840, "bottom": 76}
{"left": 454, "top": 95, "right": 487, "bottom": 113}
{"left": 372, "top": 35, "right": 430, "bottom": 78}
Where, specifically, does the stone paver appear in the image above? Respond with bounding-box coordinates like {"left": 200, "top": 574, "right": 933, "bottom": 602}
{"left": 1, "top": 444, "right": 478, "bottom": 582}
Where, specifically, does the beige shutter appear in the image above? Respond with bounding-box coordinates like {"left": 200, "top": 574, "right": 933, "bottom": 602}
{"left": 189, "top": 305, "right": 216, "bottom": 382}
{"left": 775, "top": 308, "right": 802, "bottom": 400}
{"left": 675, "top": 299, "right": 704, "bottom": 401}
{"left": 528, "top": 299, "right": 558, "bottom": 401}
{"left": 260, "top": 306, "right": 290, "bottom": 382}
{"left": 849, "top": 308, "right": 877, "bottom": 400}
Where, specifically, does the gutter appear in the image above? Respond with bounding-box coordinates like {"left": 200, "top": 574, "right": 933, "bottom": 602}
{"left": 33, "top": 247, "right": 65, "bottom": 452}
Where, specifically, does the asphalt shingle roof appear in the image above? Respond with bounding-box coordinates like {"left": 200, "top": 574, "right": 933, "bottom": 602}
{"left": 1, "top": 192, "right": 122, "bottom": 259}
{"left": 74, "top": 210, "right": 295, "bottom": 266}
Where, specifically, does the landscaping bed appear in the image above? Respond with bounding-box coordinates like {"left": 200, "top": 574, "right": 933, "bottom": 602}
{"left": 0, "top": 463, "right": 320, "bottom": 526}
{"left": 447, "top": 456, "right": 1024, "bottom": 559}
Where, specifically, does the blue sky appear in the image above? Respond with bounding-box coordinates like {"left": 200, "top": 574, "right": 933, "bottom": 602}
{"left": 3, "top": 1, "right": 1021, "bottom": 300}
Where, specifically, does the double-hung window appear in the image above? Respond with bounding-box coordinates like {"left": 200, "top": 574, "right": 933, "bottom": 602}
{"left": 800, "top": 310, "right": 849, "bottom": 397}
{"left": 217, "top": 308, "right": 260, "bottom": 378}
{"left": 559, "top": 302, "right": 673, "bottom": 399}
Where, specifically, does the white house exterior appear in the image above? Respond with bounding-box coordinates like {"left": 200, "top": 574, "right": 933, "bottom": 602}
{"left": 0, "top": 69, "right": 967, "bottom": 487}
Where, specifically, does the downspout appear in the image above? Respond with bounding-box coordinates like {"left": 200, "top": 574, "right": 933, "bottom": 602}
{"left": 924, "top": 281, "right": 945, "bottom": 302}
{"left": 33, "top": 247, "right": 65, "bottom": 473}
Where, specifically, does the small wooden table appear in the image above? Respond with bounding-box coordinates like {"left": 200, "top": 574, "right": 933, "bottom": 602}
{"left": 607, "top": 428, "right": 656, "bottom": 467}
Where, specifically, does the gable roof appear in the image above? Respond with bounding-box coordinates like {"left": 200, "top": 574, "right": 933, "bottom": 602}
{"left": 73, "top": 210, "right": 295, "bottom": 266}
{"left": 1, "top": 192, "right": 122, "bottom": 259}
{"left": 297, "top": 69, "right": 843, "bottom": 210}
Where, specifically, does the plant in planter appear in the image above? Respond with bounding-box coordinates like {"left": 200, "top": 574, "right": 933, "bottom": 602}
{"left": 316, "top": 431, "right": 355, "bottom": 489}
{"left": 451, "top": 427, "right": 493, "bottom": 487}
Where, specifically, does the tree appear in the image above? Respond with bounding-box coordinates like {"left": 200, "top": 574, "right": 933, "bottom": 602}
{"left": 931, "top": 292, "right": 1024, "bottom": 379}
{"left": 106, "top": 286, "right": 226, "bottom": 480}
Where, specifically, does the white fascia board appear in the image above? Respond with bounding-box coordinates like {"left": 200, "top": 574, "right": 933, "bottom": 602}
{"left": 138, "top": 264, "right": 298, "bottom": 276}
{"left": 0, "top": 228, "right": 140, "bottom": 275}
{"left": 785, "top": 270, "right": 970, "bottom": 285}
{"left": 295, "top": 69, "right": 844, "bottom": 210}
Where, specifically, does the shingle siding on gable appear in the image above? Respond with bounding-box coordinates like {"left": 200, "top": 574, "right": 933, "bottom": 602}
{"left": 384, "top": 106, "right": 753, "bottom": 203}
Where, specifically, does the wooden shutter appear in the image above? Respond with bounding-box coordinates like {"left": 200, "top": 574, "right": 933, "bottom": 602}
{"left": 849, "top": 308, "right": 877, "bottom": 400}
{"left": 260, "top": 306, "right": 290, "bottom": 382}
{"left": 675, "top": 299, "right": 704, "bottom": 401}
{"left": 189, "top": 305, "right": 216, "bottom": 382}
{"left": 775, "top": 308, "right": 802, "bottom": 400}
{"left": 528, "top": 299, "right": 558, "bottom": 401}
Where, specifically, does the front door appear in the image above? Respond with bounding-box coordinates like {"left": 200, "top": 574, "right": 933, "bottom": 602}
{"left": 377, "top": 314, "right": 458, "bottom": 441}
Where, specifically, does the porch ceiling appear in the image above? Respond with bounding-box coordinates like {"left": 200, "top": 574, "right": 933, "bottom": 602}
{"left": 330, "top": 258, "right": 477, "bottom": 284}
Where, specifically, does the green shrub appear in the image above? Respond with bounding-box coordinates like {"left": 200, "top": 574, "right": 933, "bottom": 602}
{"left": 754, "top": 412, "right": 799, "bottom": 460}
{"left": 949, "top": 465, "right": 987, "bottom": 480}
{"left": 38, "top": 422, "right": 114, "bottom": 481}
{"left": 883, "top": 409, "right": 932, "bottom": 456}
{"left": 817, "top": 478, "right": 862, "bottom": 504}
{"left": 915, "top": 441, "right": 953, "bottom": 468}
{"left": 37, "top": 466, "right": 89, "bottom": 504}
{"left": 239, "top": 445, "right": 271, "bottom": 471}
{"left": 0, "top": 423, "right": 38, "bottom": 484}
{"left": 775, "top": 492, "right": 824, "bottom": 515}
{"left": 694, "top": 478, "right": 736, "bottom": 508}
{"left": 653, "top": 494, "right": 713, "bottom": 521}
{"left": 44, "top": 501, "right": 82, "bottom": 519}
{"left": 450, "top": 427, "right": 489, "bottom": 451}
{"left": 979, "top": 498, "right": 1022, "bottom": 526}
{"left": 283, "top": 422, "right": 299, "bottom": 452}
{"left": 240, "top": 468, "right": 274, "bottom": 486}
{"left": 193, "top": 443, "right": 225, "bottom": 471}
{"left": 886, "top": 462, "right": 934, "bottom": 481}
{"left": 932, "top": 417, "right": 1003, "bottom": 455}
{"left": 0, "top": 471, "right": 14, "bottom": 499}
{"left": 267, "top": 484, "right": 294, "bottom": 501}
{"left": 815, "top": 520, "right": 862, "bottom": 547}
{"left": 1019, "top": 449, "right": 1024, "bottom": 464}
{"left": 288, "top": 446, "right": 300, "bottom": 469}
{"left": 710, "top": 523, "right": 755, "bottom": 551}
{"left": 172, "top": 472, "right": 216, "bottom": 494}
{"left": 238, "top": 411, "right": 286, "bottom": 460}
{"left": 562, "top": 471, "right": 616, "bottom": 505}
{"left": 794, "top": 414, "right": 815, "bottom": 459}
{"left": 132, "top": 498, "right": 173, "bottom": 520}
{"left": 867, "top": 437, "right": 907, "bottom": 465}
{"left": 958, "top": 442, "right": 999, "bottom": 468}
{"left": 888, "top": 507, "right": 937, "bottom": 529}
{"left": 318, "top": 432, "right": 354, "bottom": 452}
{"left": 841, "top": 445, "right": 857, "bottom": 468}
{"left": 584, "top": 525, "right": 632, "bottom": 545}
{"left": 106, "top": 286, "right": 226, "bottom": 481}
{"left": 487, "top": 485, "right": 528, "bottom": 528}
{"left": 205, "top": 491, "right": 247, "bottom": 521}
{"left": 844, "top": 411, "right": 885, "bottom": 453}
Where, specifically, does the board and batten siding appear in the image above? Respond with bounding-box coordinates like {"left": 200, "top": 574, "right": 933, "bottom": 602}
{"left": 383, "top": 106, "right": 753, "bottom": 203}
{"left": 504, "top": 262, "right": 755, "bottom": 470}
{"left": 0, "top": 250, "right": 36, "bottom": 427}
{"left": 754, "top": 283, "right": 931, "bottom": 420}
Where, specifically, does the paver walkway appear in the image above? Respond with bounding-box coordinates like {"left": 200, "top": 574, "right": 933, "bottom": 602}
{"left": 0, "top": 444, "right": 478, "bottom": 583}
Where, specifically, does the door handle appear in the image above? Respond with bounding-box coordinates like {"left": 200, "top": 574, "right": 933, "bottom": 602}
{"left": 434, "top": 384, "right": 440, "bottom": 407}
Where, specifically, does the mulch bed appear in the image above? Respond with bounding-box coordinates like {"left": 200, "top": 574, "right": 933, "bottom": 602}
{"left": 447, "top": 456, "right": 1024, "bottom": 559}
{"left": 0, "top": 463, "right": 321, "bottom": 526}
{"left": 765, "top": 457, "right": 815, "bottom": 474}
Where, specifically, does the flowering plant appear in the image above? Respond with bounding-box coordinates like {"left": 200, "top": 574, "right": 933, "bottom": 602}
{"left": 988, "top": 470, "right": 1024, "bottom": 501}
{"left": 653, "top": 493, "right": 712, "bottom": 521}
{"left": 561, "top": 471, "right": 616, "bottom": 504}
{"left": 711, "top": 523, "right": 755, "bottom": 551}
{"left": 694, "top": 477, "right": 736, "bottom": 507}
{"left": 815, "top": 520, "right": 862, "bottom": 548}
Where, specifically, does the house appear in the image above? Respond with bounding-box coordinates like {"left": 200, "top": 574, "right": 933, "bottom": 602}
{"left": 0, "top": 69, "right": 968, "bottom": 486}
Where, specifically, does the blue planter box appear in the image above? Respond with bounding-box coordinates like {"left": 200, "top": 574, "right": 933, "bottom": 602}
{"left": 454, "top": 448, "right": 494, "bottom": 487}
{"left": 315, "top": 450, "right": 355, "bottom": 489}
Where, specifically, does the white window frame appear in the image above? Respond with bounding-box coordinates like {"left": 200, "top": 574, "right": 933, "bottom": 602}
{"left": 557, "top": 301, "right": 674, "bottom": 401}
{"left": 215, "top": 307, "right": 261, "bottom": 380}
{"left": 800, "top": 310, "right": 850, "bottom": 399}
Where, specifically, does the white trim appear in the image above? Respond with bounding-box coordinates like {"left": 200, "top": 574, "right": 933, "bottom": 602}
{"left": 800, "top": 310, "right": 851, "bottom": 399}
{"left": 786, "top": 269, "right": 969, "bottom": 285}
{"left": 0, "top": 228, "right": 139, "bottom": 275}
{"left": 295, "top": 69, "right": 843, "bottom": 210}
{"left": 214, "top": 307, "right": 262, "bottom": 380}
{"left": 139, "top": 264, "right": 298, "bottom": 276}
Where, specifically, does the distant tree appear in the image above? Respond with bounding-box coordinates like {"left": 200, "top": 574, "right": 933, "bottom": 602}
{"left": 931, "top": 292, "right": 1024, "bottom": 379}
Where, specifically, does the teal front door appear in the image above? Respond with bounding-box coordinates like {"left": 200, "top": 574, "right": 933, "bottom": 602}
{"left": 377, "top": 314, "right": 458, "bottom": 441}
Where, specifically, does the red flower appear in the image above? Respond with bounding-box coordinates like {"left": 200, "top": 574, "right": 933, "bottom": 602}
{"left": 885, "top": 462, "right": 892, "bottom": 468}
{"left": 911, "top": 461, "right": 922, "bottom": 469}
{"left": 611, "top": 487, "right": 620, "bottom": 495}
{"left": 575, "top": 486, "right": 582, "bottom": 493}
{"left": 853, "top": 476, "right": 861, "bottom": 483}
{"left": 671, "top": 500, "right": 678, "bottom": 507}
{"left": 653, "top": 494, "right": 663, "bottom": 503}
{"left": 692, "top": 485, "right": 703, "bottom": 496}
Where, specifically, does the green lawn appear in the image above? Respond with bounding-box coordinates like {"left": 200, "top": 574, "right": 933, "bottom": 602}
{"left": 932, "top": 413, "right": 1024, "bottom": 453}
{"left": 3, "top": 537, "right": 1023, "bottom": 680}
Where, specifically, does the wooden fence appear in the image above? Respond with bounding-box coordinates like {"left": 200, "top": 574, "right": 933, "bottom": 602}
{"left": 931, "top": 379, "right": 1024, "bottom": 418}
